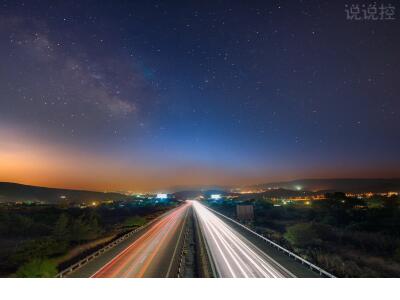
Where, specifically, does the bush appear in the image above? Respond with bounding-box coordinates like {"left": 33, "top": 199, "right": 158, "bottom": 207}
{"left": 52, "top": 214, "right": 70, "bottom": 240}
{"left": 10, "top": 238, "right": 68, "bottom": 266}
{"left": 284, "top": 223, "right": 320, "bottom": 247}
{"left": 70, "top": 215, "right": 101, "bottom": 242}
{"left": 16, "top": 258, "right": 58, "bottom": 278}
{"left": 394, "top": 247, "right": 400, "bottom": 262}
{"left": 124, "top": 215, "right": 147, "bottom": 227}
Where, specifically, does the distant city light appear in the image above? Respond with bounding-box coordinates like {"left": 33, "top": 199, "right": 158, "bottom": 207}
{"left": 211, "top": 194, "right": 222, "bottom": 200}
{"left": 157, "top": 193, "right": 168, "bottom": 199}
{"left": 295, "top": 185, "right": 302, "bottom": 191}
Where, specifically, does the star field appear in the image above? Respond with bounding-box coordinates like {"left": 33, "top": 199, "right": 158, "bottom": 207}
{"left": 0, "top": 0, "right": 399, "bottom": 191}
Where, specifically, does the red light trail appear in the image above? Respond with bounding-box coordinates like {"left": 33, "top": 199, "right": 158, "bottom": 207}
{"left": 91, "top": 202, "right": 190, "bottom": 278}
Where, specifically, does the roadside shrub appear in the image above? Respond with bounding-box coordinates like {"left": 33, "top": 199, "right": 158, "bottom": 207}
{"left": 284, "top": 223, "right": 320, "bottom": 247}
{"left": 123, "top": 215, "right": 147, "bottom": 227}
{"left": 16, "top": 258, "right": 57, "bottom": 278}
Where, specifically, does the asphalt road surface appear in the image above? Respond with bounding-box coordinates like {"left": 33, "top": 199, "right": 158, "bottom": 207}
{"left": 70, "top": 202, "right": 190, "bottom": 278}
{"left": 192, "top": 201, "right": 295, "bottom": 278}
{"left": 69, "top": 200, "right": 321, "bottom": 278}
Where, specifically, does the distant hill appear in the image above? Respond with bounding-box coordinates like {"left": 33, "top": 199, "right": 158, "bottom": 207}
{"left": 167, "top": 184, "right": 230, "bottom": 193}
{"left": 251, "top": 178, "right": 400, "bottom": 193}
{"left": 0, "top": 182, "right": 129, "bottom": 204}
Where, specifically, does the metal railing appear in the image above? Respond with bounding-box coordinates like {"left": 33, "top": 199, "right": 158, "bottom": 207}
{"left": 192, "top": 207, "right": 218, "bottom": 278}
{"left": 55, "top": 207, "right": 178, "bottom": 278}
{"left": 177, "top": 227, "right": 190, "bottom": 278}
{"left": 205, "top": 205, "right": 336, "bottom": 278}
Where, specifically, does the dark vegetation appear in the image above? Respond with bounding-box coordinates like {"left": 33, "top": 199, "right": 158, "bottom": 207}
{"left": 0, "top": 201, "right": 177, "bottom": 277}
{"left": 251, "top": 178, "right": 400, "bottom": 193}
{"left": 207, "top": 192, "right": 400, "bottom": 277}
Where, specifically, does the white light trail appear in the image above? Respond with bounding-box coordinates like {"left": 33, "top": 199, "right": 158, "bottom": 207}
{"left": 192, "top": 201, "right": 294, "bottom": 278}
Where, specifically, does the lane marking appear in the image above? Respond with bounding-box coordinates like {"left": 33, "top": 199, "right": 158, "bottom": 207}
{"left": 194, "top": 201, "right": 294, "bottom": 278}
{"left": 166, "top": 204, "right": 190, "bottom": 277}
{"left": 194, "top": 203, "right": 237, "bottom": 277}
{"left": 90, "top": 207, "right": 181, "bottom": 277}
{"left": 119, "top": 216, "right": 178, "bottom": 277}
{"left": 136, "top": 207, "right": 187, "bottom": 277}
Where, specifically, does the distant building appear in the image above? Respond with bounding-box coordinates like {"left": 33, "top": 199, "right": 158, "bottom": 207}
{"left": 236, "top": 204, "right": 254, "bottom": 221}
{"left": 156, "top": 193, "right": 168, "bottom": 199}
{"left": 210, "top": 194, "right": 222, "bottom": 200}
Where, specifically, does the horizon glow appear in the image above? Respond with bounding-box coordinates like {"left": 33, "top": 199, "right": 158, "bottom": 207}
{"left": 0, "top": 1, "right": 399, "bottom": 192}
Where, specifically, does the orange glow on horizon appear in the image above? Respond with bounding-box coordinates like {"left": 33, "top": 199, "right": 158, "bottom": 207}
{"left": 1, "top": 128, "right": 399, "bottom": 193}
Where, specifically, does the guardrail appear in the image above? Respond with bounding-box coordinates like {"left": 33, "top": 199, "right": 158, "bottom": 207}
{"left": 177, "top": 227, "right": 190, "bottom": 278}
{"left": 55, "top": 207, "right": 178, "bottom": 278}
{"left": 192, "top": 207, "right": 218, "bottom": 278}
{"left": 205, "top": 205, "right": 336, "bottom": 278}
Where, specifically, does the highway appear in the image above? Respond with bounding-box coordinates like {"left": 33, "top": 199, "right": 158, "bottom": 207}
{"left": 70, "top": 202, "right": 191, "bottom": 278}
{"left": 67, "top": 200, "right": 321, "bottom": 278}
{"left": 192, "top": 201, "right": 295, "bottom": 278}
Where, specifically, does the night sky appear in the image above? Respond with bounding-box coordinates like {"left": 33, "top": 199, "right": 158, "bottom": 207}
{"left": 0, "top": 1, "right": 399, "bottom": 191}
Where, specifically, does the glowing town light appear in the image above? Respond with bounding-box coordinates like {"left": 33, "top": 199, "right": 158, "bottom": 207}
{"left": 211, "top": 194, "right": 222, "bottom": 200}
{"left": 156, "top": 193, "right": 168, "bottom": 199}
{"left": 295, "top": 185, "right": 302, "bottom": 191}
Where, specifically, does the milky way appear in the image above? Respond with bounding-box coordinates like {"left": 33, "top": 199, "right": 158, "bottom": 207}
{"left": 0, "top": 1, "right": 399, "bottom": 191}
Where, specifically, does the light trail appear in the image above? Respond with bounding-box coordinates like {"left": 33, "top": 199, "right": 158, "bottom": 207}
{"left": 91, "top": 202, "right": 190, "bottom": 278}
{"left": 192, "top": 200, "right": 295, "bottom": 278}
